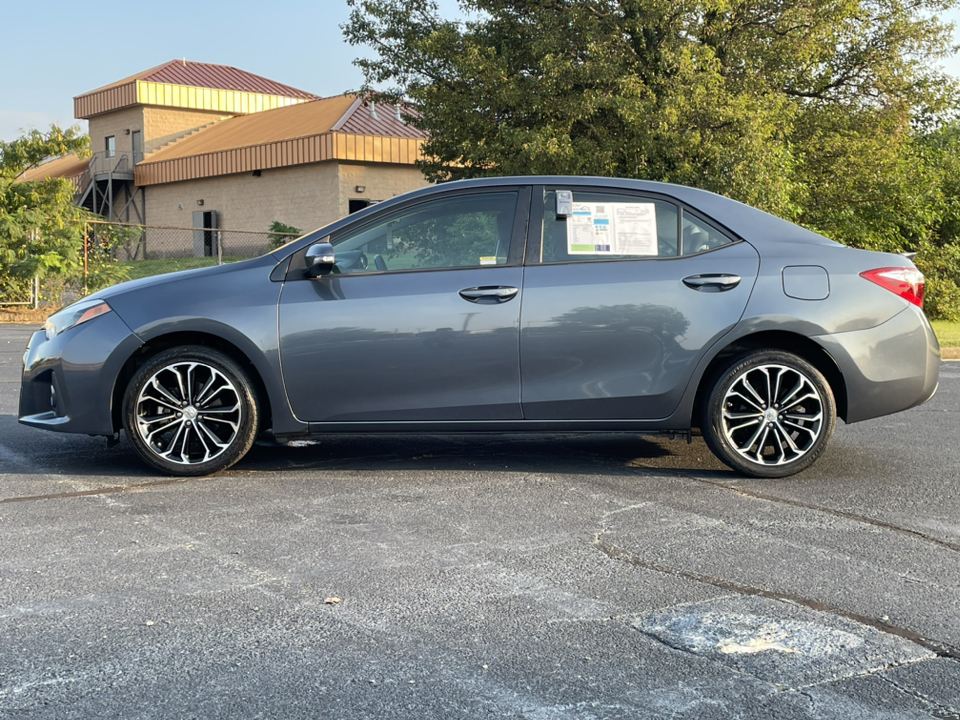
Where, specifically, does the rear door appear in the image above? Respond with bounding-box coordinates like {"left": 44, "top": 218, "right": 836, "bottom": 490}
{"left": 520, "top": 186, "right": 760, "bottom": 420}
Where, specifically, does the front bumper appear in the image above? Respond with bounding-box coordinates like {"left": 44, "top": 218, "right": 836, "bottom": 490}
{"left": 19, "top": 311, "right": 142, "bottom": 436}
{"left": 815, "top": 304, "right": 940, "bottom": 424}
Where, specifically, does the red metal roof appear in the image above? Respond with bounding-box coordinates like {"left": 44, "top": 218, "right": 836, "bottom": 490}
{"left": 141, "top": 60, "right": 318, "bottom": 99}
{"left": 82, "top": 60, "right": 318, "bottom": 100}
{"left": 337, "top": 99, "right": 426, "bottom": 138}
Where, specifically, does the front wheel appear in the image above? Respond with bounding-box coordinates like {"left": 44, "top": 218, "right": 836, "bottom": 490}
{"left": 123, "top": 346, "right": 260, "bottom": 476}
{"left": 701, "top": 350, "right": 836, "bottom": 478}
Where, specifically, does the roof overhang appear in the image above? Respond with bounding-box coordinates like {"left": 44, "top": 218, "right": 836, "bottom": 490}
{"left": 75, "top": 80, "right": 313, "bottom": 119}
{"left": 135, "top": 131, "right": 424, "bottom": 185}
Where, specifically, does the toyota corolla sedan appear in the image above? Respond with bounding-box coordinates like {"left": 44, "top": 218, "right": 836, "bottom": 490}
{"left": 20, "top": 177, "right": 940, "bottom": 477}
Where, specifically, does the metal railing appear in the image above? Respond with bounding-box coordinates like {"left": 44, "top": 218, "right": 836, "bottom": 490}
{"left": 74, "top": 151, "right": 135, "bottom": 203}
{"left": 90, "top": 150, "right": 133, "bottom": 177}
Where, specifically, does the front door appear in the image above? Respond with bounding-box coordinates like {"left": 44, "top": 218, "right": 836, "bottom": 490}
{"left": 278, "top": 188, "right": 529, "bottom": 423}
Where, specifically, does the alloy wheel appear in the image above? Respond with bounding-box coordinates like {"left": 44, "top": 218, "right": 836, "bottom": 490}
{"left": 720, "top": 362, "right": 825, "bottom": 467}
{"left": 134, "top": 360, "right": 243, "bottom": 466}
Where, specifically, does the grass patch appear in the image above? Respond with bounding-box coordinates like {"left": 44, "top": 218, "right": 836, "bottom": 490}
{"left": 0, "top": 306, "right": 47, "bottom": 324}
{"left": 931, "top": 320, "right": 960, "bottom": 349}
{"left": 119, "top": 257, "right": 246, "bottom": 281}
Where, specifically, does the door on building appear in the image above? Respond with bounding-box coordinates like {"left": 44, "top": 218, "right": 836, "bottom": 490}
{"left": 193, "top": 210, "right": 218, "bottom": 257}
{"left": 131, "top": 130, "right": 142, "bottom": 164}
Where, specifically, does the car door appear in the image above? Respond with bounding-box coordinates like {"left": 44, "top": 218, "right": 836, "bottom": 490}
{"left": 278, "top": 187, "right": 530, "bottom": 423}
{"left": 520, "top": 186, "right": 760, "bottom": 420}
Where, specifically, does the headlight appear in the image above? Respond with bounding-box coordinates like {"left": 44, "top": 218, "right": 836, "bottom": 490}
{"left": 44, "top": 298, "right": 113, "bottom": 340}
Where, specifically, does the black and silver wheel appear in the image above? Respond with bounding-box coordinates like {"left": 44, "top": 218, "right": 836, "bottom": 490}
{"left": 123, "top": 346, "right": 259, "bottom": 476}
{"left": 701, "top": 350, "right": 836, "bottom": 478}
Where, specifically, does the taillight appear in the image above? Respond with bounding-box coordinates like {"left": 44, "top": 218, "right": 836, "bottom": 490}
{"left": 859, "top": 267, "right": 925, "bottom": 308}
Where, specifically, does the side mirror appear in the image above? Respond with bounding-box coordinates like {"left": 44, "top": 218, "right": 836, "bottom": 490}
{"left": 305, "top": 242, "right": 335, "bottom": 278}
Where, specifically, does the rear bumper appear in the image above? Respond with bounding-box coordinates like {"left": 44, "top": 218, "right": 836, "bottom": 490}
{"left": 19, "top": 311, "right": 142, "bottom": 436}
{"left": 816, "top": 305, "right": 940, "bottom": 424}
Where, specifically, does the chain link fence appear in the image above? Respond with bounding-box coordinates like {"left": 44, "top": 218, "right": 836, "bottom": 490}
{"left": 1, "top": 222, "right": 302, "bottom": 310}
{"left": 0, "top": 277, "right": 40, "bottom": 308}
{"left": 86, "top": 221, "right": 300, "bottom": 281}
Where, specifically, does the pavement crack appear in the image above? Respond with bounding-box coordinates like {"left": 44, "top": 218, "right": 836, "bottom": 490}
{"left": 796, "top": 689, "right": 817, "bottom": 712}
{"left": 659, "top": 467, "right": 960, "bottom": 554}
{"left": 592, "top": 535, "right": 960, "bottom": 661}
{"left": 879, "top": 673, "right": 960, "bottom": 719}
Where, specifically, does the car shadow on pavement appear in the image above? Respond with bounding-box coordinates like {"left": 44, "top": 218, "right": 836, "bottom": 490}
{"left": 1, "top": 410, "right": 730, "bottom": 480}
{"left": 236, "top": 432, "right": 728, "bottom": 477}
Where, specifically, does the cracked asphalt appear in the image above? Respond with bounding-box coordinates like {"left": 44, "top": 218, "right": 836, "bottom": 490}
{"left": 1, "top": 323, "right": 959, "bottom": 719}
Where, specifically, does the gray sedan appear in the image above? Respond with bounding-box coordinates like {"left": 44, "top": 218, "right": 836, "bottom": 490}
{"left": 19, "top": 177, "right": 940, "bottom": 477}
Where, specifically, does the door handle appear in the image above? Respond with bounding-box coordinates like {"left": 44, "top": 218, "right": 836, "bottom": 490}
{"left": 459, "top": 286, "right": 519, "bottom": 303}
{"left": 682, "top": 274, "right": 741, "bottom": 292}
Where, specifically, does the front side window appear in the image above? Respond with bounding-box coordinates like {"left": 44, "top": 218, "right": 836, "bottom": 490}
{"left": 105, "top": 135, "right": 116, "bottom": 158}
{"left": 330, "top": 191, "right": 518, "bottom": 273}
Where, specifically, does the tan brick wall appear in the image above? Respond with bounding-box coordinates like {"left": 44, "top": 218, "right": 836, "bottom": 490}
{"left": 145, "top": 161, "right": 342, "bottom": 235}
{"left": 336, "top": 162, "right": 429, "bottom": 217}
{"left": 142, "top": 106, "right": 233, "bottom": 154}
{"left": 87, "top": 106, "right": 144, "bottom": 157}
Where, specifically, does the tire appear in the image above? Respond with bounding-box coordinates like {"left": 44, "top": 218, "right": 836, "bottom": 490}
{"left": 123, "top": 346, "right": 260, "bottom": 476}
{"left": 701, "top": 350, "right": 836, "bottom": 478}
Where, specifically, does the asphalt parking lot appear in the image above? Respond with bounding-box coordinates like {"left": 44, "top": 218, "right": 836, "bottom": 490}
{"left": 1, "top": 323, "right": 959, "bottom": 719}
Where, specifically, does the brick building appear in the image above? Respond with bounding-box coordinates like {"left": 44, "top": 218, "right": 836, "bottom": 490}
{"left": 20, "top": 60, "right": 429, "bottom": 256}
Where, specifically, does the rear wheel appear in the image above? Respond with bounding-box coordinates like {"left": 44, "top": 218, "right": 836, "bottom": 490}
{"left": 701, "top": 350, "right": 836, "bottom": 478}
{"left": 123, "top": 346, "right": 259, "bottom": 476}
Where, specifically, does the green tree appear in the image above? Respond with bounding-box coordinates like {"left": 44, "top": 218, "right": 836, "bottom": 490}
{"left": 344, "top": 0, "right": 960, "bottom": 318}
{"left": 268, "top": 220, "right": 302, "bottom": 248}
{"left": 345, "top": 0, "right": 954, "bottom": 212}
{"left": 1, "top": 126, "right": 128, "bottom": 304}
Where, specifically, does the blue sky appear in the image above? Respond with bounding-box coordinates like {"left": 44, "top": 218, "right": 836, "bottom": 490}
{"left": 3, "top": 0, "right": 960, "bottom": 143}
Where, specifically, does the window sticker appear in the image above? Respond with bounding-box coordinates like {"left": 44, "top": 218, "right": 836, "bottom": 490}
{"left": 566, "top": 202, "right": 659, "bottom": 256}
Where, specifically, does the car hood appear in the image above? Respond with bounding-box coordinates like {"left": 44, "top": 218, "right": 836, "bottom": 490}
{"left": 90, "top": 256, "right": 277, "bottom": 303}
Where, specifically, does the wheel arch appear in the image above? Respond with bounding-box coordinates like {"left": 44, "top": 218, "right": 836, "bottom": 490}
{"left": 111, "top": 330, "right": 275, "bottom": 434}
{"left": 692, "top": 330, "right": 848, "bottom": 426}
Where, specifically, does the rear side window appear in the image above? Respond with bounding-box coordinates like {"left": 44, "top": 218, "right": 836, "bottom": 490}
{"left": 540, "top": 190, "right": 733, "bottom": 263}
{"left": 682, "top": 213, "right": 734, "bottom": 255}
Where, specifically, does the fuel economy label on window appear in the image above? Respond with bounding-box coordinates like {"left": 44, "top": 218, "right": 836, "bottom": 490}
{"left": 567, "top": 202, "right": 659, "bottom": 256}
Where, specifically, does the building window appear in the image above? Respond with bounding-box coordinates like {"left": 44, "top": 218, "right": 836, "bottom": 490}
{"left": 105, "top": 136, "right": 116, "bottom": 158}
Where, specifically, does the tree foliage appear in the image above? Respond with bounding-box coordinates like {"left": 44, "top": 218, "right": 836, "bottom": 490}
{"left": 344, "top": 0, "right": 960, "bottom": 318}
{"left": 268, "top": 220, "right": 302, "bottom": 248}
{"left": 1, "top": 126, "right": 128, "bottom": 304}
